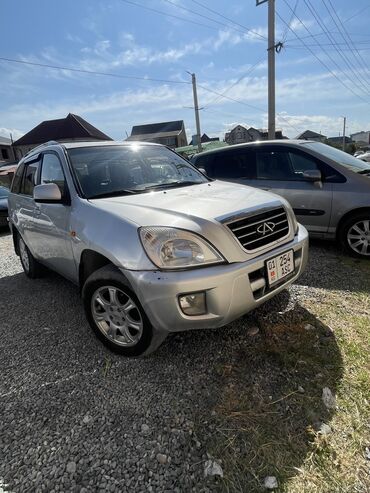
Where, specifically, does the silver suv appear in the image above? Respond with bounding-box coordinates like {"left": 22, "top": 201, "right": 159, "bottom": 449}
{"left": 8, "top": 141, "right": 308, "bottom": 356}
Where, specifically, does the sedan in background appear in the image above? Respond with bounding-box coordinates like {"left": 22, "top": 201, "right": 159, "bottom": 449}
{"left": 0, "top": 186, "right": 10, "bottom": 228}
{"left": 357, "top": 151, "right": 370, "bottom": 163}
{"left": 192, "top": 140, "right": 370, "bottom": 258}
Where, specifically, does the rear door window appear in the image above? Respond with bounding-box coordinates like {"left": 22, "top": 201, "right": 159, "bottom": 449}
{"left": 207, "top": 150, "right": 256, "bottom": 179}
{"left": 20, "top": 159, "right": 40, "bottom": 196}
{"left": 10, "top": 163, "right": 25, "bottom": 193}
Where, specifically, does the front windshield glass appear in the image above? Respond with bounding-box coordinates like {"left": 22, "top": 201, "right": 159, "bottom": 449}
{"left": 301, "top": 142, "right": 370, "bottom": 173}
{"left": 67, "top": 145, "right": 208, "bottom": 199}
{"left": 0, "top": 186, "right": 9, "bottom": 198}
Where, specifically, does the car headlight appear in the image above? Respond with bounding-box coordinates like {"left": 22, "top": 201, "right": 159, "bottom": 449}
{"left": 139, "top": 227, "right": 224, "bottom": 269}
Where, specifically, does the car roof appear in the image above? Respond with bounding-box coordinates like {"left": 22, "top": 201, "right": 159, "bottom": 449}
{"left": 193, "top": 139, "right": 315, "bottom": 158}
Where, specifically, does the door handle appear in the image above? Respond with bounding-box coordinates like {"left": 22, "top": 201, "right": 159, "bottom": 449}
{"left": 261, "top": 187, "right": 271, "bottom": 191}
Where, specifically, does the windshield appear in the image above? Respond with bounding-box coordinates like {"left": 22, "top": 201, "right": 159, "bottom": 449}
{"left": 0, "top": 186, "right": 9, "bottom": 198}
{"left": 301, "top": 142, "right": 370, "bottom": 173}
{"left": 67, "top": 145, "right": 208, "bottom": 199}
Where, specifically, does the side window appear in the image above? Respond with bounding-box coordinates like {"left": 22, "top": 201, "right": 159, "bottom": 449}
{"left": 40, "top": 153, "right": 66, "bottom": 196}
{"left": 288, "top": 151, "right": 320, "bottom": 174}
{"left": 20, "top": 160, "right": 40, "bottom": 196}
{"left": 10, "top": 163, "right": 25, "bottom": 194}
{"left": 208, "top": 151, "right": 256, "bottom": 179}
{"left": 256, "top": 150, "right": 297, "bottom": 181}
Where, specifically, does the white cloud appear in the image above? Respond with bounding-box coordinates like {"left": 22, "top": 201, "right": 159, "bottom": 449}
{"left": 0, "top": 127, "right": 24, "bottom": 140}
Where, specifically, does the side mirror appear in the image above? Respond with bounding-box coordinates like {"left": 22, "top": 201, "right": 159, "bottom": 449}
{"left": 302, "top": 169, "right": 322, "bottom": 182}
{"left": 33, "top": 183, "right": 62, "bottom": 203}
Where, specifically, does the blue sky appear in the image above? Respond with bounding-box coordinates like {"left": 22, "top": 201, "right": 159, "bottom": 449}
{"left": 1, "top": 0, "right": 370, "bottom": 142}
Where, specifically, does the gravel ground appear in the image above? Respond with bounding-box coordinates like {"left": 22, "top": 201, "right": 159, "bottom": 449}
{"left": 0, "top": 228, "right": 364, "bottom": 493}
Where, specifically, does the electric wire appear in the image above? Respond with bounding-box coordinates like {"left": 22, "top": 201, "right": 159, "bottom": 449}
{"left": 276, "top": 3, "right": 370, "bottom": 105}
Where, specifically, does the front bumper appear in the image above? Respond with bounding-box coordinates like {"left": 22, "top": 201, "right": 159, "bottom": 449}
{"left": 124, "top": 224, "right": 309, "bottom": 333}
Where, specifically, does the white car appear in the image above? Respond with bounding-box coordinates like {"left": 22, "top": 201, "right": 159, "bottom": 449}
{"left": 357, "top": 152, "right": 370, "bottom": 163}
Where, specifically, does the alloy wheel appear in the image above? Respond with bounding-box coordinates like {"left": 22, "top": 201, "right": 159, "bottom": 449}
{"left": 347, "top": 220, "right": 370, "bottom": 256}
{"left": 91, "top": 286, "right": 143, "bottom": 347}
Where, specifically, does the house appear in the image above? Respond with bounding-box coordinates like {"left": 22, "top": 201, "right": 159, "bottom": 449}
{"left": 327, "top": 136, "right": 352, "bottom": 145}
{"left": 12, "top": 113, "right": 112, "bottom": 159}
{"left": 0, "top": 136, "right": 16, "bottom": 164}
{"left": 189, "top": 133, "right": 219, "bottom": 146}
{"left": 296, "top": 130, "right": 327, "bottom": 142}
{"left": 225, "top": 125, "right": 284, "bottom": 145}
{"left": 127, "top": 120, "right": 187, "bottom": 148}
{"left": 350, "top": 131, "right": 370, "bottom": 145}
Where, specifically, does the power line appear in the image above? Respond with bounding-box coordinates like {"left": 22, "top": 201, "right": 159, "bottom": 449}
{"left": 0, "top": 56, "right": 191, "bottom": 84}
{"left": 162, "top": 0, "right": 266, "bottom": 40}
{"left": 203, "top": 56, "right": 266, "bottom": 109}
{"left": 325, "top": 0, "right": 370, "bottom": 79}
{"left": 120, "top": 0, "right": 264, "bottom": 39}
{"left": 281, "top": 0, "right": 299, "bottom": 42}
{"left": 188, "top": 0, "right": 267, "bottom": 40}
{"left": 303, "top": 0, "right": 370, "bottom": 95}
{"left": 276, "top": 4, "right": 370, "bottom": 105}
{"left": 344, "top": 4, "right": 370, "bottom": 23}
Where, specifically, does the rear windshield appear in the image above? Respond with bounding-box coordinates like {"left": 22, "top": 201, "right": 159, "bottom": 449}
{"left": 67, "top": 145, "right": 207, "bottom": 199}
{"left": 301, "top": 142, "right": 370, "bottom": 173}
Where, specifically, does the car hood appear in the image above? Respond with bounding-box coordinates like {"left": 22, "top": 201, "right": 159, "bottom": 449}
{"left": 88, "top": 180, "right": 286, "bottom": 226}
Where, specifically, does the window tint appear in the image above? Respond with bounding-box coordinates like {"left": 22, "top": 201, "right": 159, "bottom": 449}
{"left": 207, "top": 151, "right": 256, "bottom": 179}
{"left": 20, "top": 160, "right": 40, "bottom": 196}
{"left": 289, "top": 151, "right": 319, "bottom": 173}
{"left": 10, "top": 163, "right": 25, "bottom": 194}
{"left": 256, "top": 151, "right": 297, "bottom": 180}
{"left": 41, "top": 153, "right": 66, "bottom": 195}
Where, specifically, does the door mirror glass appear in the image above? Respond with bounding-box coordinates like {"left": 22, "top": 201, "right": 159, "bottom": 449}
{"left": 302, "top": 169, "right": 322, "bottom": 182}
{"left": 33, "top": 183, "right": 62, "bottom": 203}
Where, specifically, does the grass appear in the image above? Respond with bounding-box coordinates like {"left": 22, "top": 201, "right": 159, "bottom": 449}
{"left": 203, "top": 252, "right": 370, "bottom": 493}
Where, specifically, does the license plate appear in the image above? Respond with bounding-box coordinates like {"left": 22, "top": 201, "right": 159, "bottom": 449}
{"left": 266, "top": 250, "right": 294, "bottom": 286}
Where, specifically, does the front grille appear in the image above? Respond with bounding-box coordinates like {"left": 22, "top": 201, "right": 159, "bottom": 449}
{"left": 226, "top": 207, "right": 289, "bottom": 251}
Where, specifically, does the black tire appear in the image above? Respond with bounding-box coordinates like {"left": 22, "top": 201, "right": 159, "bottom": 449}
{"left": 339, "top": 212, "right": 370, "bottom": 259}
{"left": 82, "top": 265, "right": 154, "bottom": 356}
{"left": 17, "top": 234, "right": 44, "bottom": 278}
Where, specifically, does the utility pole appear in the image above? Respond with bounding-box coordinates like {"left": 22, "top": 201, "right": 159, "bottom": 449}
{"left": 257, "top": 0, "right": 275, "bottom": 140}
{"left": 342, "top": 116, "right": 346, "bottom": 151}
{"left": 188, "top": 72, "right": 202, "bottom": 153}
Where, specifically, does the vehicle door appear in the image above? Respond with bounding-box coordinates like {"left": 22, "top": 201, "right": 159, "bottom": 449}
{"left": 246, "top": 146, "right": 334, "bottom": 234}
{"left": 32, "top": 151, "right": 77, "bottom": 281}
{"left": 10, "top": 156, "right": 41, "bottom": 253}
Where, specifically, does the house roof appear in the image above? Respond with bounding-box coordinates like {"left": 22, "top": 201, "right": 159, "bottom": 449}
{"left": 327, "top": 136, "right": 352, "bottom": 143}
{"left": 13, "top": 113, "right": 112, "bottom": 146}
{"left": 296, "top": 130, "right": 326, "bottom": 139}
{"left": 131, "top": 120, "right": 184, "bottom": 137}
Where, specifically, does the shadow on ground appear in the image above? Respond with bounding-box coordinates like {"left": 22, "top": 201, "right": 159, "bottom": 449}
{"left": 0, "top": 262, "right": 343, "bottom": 492}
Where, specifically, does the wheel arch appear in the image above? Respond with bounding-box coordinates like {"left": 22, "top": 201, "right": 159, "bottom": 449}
{"left": 336, "top": 207, "right": 370, "bottom": 238}
{"left": 79, "top": 249, "right": 115, "bottom": 289}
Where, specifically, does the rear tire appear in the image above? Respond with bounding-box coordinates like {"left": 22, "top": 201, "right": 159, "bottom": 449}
{"left": 18, "top": 235, "right": 44, "bottom": 278}
{"left": 82, "top": 265, "right": 156, "bottom": 357}
{"left": 339, "top": 212, "right": 370, "bottom": 259}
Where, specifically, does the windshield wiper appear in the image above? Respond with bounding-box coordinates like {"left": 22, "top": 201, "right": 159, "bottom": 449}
{"left": 87, "top": 189, "right": 140, "bottom": 199}
{"left": 143, "top": 181, "right": 203, "bottom": 191}
{"left": 358, "top": 169, "right": 370, "bottom": 175}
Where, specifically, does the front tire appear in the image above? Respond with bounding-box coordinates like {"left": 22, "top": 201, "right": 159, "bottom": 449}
{"left": 18, "top": 235, "right": 43, "bottom": 278}
{"left": 339, "top": 212, "right": 370, "bottom": 259}
{"left": 82, "top": 265, "right": 155, "bottom": 356}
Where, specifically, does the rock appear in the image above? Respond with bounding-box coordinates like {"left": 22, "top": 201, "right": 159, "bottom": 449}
{"left": 297, "top": 386, "right": 305, "bottom": 394}
{"left": 66, "top": 461, "right": 76, "bottom": 474}
{"left": 264, "top": 476, "right": 278, "bottom": 489}
{"left": 204, "top": 459, "right": 223, "bottom": 478}
{"left": 82, "top": 414, "right": 91, "bottom": 424}
{"left": 365, "top": 447, "right": 370, "bottom": 460}
{"left": 314, "top": 422, "right": 332, "bottom": 435}
{"left": 247, "top": 326, "right": 259, "bottom": 336}
{"left": 322, "top": 387, "right": 336, "bottom": 409}
{"left": 141, "top": 424, "right": 150, "bottom": 435}
{"left": 156, "top": 453, "right": 167, "bottom": 465}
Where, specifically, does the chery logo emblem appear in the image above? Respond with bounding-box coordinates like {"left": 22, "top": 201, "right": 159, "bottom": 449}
{"left": 256, "top": 221, "right": 275, "bottom": 235}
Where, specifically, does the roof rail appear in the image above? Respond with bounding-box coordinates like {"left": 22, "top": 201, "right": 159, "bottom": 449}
{"left": 23, "top": 140, "right": 59, "bottom": 158}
